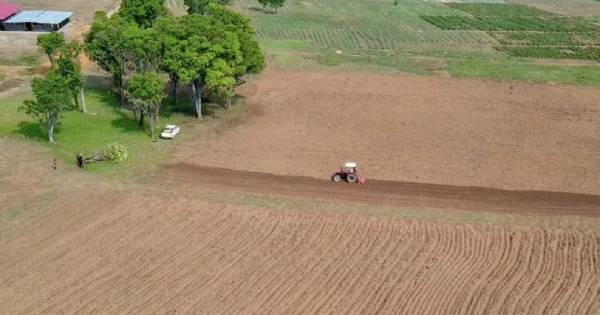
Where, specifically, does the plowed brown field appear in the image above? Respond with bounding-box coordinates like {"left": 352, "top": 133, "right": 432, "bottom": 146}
{"left": 3, "top": 70, "right": 600, "bottom": 313}
{"left": 176, "top": 70, "right": 600, "bottom": 194}
{"left": 1, "top": 190, "right": 599, "bottom": 314}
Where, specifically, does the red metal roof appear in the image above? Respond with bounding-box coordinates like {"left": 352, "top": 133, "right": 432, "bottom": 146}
{"left": 0, "top": 1, "right": 20, "bottom": 21}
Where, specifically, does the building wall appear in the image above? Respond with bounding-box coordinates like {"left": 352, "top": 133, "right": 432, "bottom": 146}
{"left": 1, "top": 18, "right": 70, "bottom": 32}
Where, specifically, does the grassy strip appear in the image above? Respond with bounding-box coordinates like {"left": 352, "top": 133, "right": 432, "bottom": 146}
{"left": 447, "top": 53, "right": 600, "bottom": 85}
{"left": 0, "top": 54, "right": 41, "bottom": 67}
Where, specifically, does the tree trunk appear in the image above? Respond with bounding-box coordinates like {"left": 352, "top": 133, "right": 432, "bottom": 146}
{"left": 73, "top": 93, "right": 80, "bottom": 111}
{"left": 138, "top": 110, "right": 145, "bottom": 130}
{"left": 170, "top": 76, "right": 178, "bottom": 105}
{"left": 48, "top": 121, "right": 55, "bottom": 144}
{"left": 150, "top": 113, "right": 157, "bottom": 142}
{"left": 114, "top": 72, "right": 125, "bottom": 106}
{"left": 118, "top": 85, "right": 125, "bottom": 106}
{"left": 192, "top": 79, "right": 203, "bottom": 118}
{"left": 80, "top": 88, "right": 87, "bottom": 113}
{"left": 226, "top": 89, "right": 233, "bottom": 110}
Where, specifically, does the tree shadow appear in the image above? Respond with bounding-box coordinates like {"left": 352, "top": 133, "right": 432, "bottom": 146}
{"left": 247, "top": 6, "right": 277, "bottom": 14}
{"left": 84, "top": 74, "right": 112, "bottom": 90}
{"left": 110, "top": 116, "right": 146, "bottom": 134}
{"left": 13, "top": 121, "right": 49, "bottom": 142}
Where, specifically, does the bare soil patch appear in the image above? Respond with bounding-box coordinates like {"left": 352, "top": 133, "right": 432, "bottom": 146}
{"left": 176, "top": 70, "right": 600, "bottom": 194}
{"left": 162, "top": 163, "right": 600, "bottom": 217}
{"left": 1, "top": 189, "right": 599, "bottom": 314}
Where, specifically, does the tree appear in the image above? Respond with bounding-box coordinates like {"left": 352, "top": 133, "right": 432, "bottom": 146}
{"left": 257, "top": 0, "right": 285, "bottom": 12}
{"left": 126, "top": 72, "right": 166, "bottom": 141}
{"left": 162, "top": 14, "right": 241, "bottom": 118}
{"left": 205, "top": 4, "right": 265, "bottom": 81}
{"left": 37, "top": 32, "right": 65, "bottom": 66}
{"left": 85, "top": 12, "right": 130, "bottom": 105}
{"left": 122, "top": 24, "right": 163, "bottom": 72}
{"left": 118, "top": 0, "right": 168, "bottom": 28}
{"left": 206, "top": 59, "right": 236, "bottom": 108}
{"left": 19, "top": 71, "right": 74, "bottom": 143}
{"left": 55, "top": 41, "right": 86, "bottom": 113}
{"left": 154, "top": 16, "right": 185, "bottom": 104}
{"left": 184, "top": 0, "right": 231, "bottom": 15}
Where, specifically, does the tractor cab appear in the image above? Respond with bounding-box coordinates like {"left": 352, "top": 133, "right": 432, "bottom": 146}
{"left": 343, "top": 161, "right": 358, "bottom": 173}
{"left": 332, "top": 161, "right": 366, "bottom": 184}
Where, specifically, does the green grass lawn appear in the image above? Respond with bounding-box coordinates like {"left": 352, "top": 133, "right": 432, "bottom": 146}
{"left": 0, "top": 86, "right": 202, "bottom": 175}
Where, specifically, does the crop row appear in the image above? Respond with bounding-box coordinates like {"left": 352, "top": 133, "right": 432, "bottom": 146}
{"left": 490, "top": 31, "right": 600, "bottom": 47}
{"left": 256, "top": 28, "right": 494, "bottom": 51}
{"left": 447, "top": 3, "right": 555, "bottom": 18}
{"left": 497, "top": 46, "right": 600, "bottom": 61}
{"left": 421, "top": 16, "right": 600, "bottom": 33}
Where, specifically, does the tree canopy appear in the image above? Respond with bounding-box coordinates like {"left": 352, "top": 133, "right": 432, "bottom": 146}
{"left": 54, "top": 42, "right": 85, "bottom": 112}
{"left": 184, "top": 0, "right": 231, "bottom": 15}
{"left": 127, "top": 72, "right": 167, "bottom": 141}
{"left": 20, "top": 71, "right": 75, "bottom": 143}
{"left": 37, "top": 32, "right": 65, "bottom": 66}
{"left": 118, "top": 0, "right": 168, "bottom": 28}
{"left": 84, "top": 0, "right": 265, "bottom": 133}
{"left": 257, "top": 0, "right": 285, "bottom": 12}
{"left": 85, "top": 12, "right": 131, "bottom": 104}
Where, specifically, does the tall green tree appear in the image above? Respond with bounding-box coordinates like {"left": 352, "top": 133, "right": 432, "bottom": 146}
{"left": 184, "top": 0, "right": 231, "bottom": 15}
{"left": 257, "top": 0, "right": 285, "bottom": 12}
{"left": 37, "top": 32, "right": 65, "bottom": 66}
{"left": 118, "top": 0, "right": 168, "bottom": 28}
{"left": 85, "top": 12, "right": 130, "bottom": 105}
{"left": 122, "top": 24, "right": 163, "bottom": 72}
{"left": 20, "top": 71, "right": 74, "bottom": 143}
{"left": 206, "top": 59, "right": 236, "bottom": 108}
{"left": 155, "top": 16, "right": 185, "bottom": 104}
{"left": 205, "top": 3, "right": 265, "bottom": 81}
{"left": 55, "top": 41, "right": 86, "bottom": 113}
{"left": 126, "top": 72, "right": 166, "bottom": 141}
{"left": 162, "top": 14, "right": 241, "bottom": 118}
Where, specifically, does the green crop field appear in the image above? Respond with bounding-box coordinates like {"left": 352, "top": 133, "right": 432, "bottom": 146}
{"left": 423, "top": 4, "right": 600, "bottom": 61}
{"left": 222, "top": 0, "right": 600, "bottom": 85}
{"left": 164, "top": 0, "right": 600, "bottom": 85}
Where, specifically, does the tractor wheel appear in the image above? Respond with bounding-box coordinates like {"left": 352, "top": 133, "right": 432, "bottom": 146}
{"left": 332, "top": 174, "right": 342, "bottom": 182}
{"left": 346, "top": 174, "right": 358, "bottom": 183}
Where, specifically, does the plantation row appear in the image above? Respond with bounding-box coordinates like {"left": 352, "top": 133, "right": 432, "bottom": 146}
{"left": 447, "top": 3, "right": 554, "bottom": 18}
{"left": 421, "top": 16, "right": 600, "bottom": 33}
{"left": 256, "top": 28, "right": 495, "bottom": 51}
{"left": 498, "top": 46, "right": 600, "bottom": 61}
{"left": 491, "top": 31, "right": 600, "bottom": 47}
{"left": 422, "top": 3, "right": 600, "bottom": 61}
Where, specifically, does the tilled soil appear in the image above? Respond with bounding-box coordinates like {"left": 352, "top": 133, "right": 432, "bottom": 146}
{"left": 1, "top": 190, "right": 599, "bottom": 314}
{"left": 176, "top": 70, "right": 600, "bottom": 194}
{"left": 162, "top": 163, "right": 600, "bottom": 217}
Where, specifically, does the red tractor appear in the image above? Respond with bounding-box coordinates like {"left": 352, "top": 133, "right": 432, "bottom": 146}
{"left": 331, "top": 162, "right": 366, "bottom": 184}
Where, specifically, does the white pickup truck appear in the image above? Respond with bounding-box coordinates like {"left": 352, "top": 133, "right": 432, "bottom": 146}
{"left": 160, "top": 125, "right": 180, "bottom": 139}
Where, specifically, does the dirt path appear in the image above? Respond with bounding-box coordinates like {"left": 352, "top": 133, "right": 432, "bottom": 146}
{"left": 162, "top": 163, "right": 600, "bottom": 217}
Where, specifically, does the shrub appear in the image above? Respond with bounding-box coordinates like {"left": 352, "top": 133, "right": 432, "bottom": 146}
{"left": 106, "top": 144, "right": 128, "bottom": 163}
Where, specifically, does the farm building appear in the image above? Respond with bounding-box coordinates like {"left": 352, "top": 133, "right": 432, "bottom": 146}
{"left": 2, "top": 10, "right": 72, "bottom": 32}
{"left": 0, "top": 0, "right": 20, "bottom": 30}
